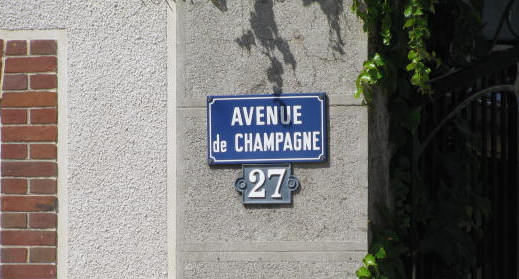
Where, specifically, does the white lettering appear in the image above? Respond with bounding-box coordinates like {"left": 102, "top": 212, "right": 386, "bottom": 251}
{"left": 275, "top": 132, "right": 283, "bottom": 151}
{"left": 303, "top": 132, "right": 312, "bottom": 150}
{"left": 253, "top": 133, "right": 263, "bottom": 151}
{"left": 293, "top": 132, "right": 302, "bottom": 150}
{"left": 231, "top": 107, "right": 243, "bottom": 126}
{"left": 312, "top": 131, "right": 320, "bottom": 150}
{"left": 283, "top": 132, "right": 293, "bottom": 151}
{"left": 244, "top": 133, "right": 253, "bottom": 152}
{"left": 230, "top": 105, "right": 304, "bottom": 126}
{"left": 233, "top": 131, "right": 320, "bottom": 153}
{"left": 280, "top": 106, "right": 291, "bottom": 125}
{"left": 266, "top": 106, "right": 278, "bottom": 125}
{"left": 235, "top": 133, "right": 243, "bottom": 152}
{"left": 293, "top": 105, "right": 302, "bottom": 124}
{"left": 212, "top": 134, "right": 227, "bottom": 153}
{"left": 264, "top": 133, "right": 275, "bottom": 151}
{"left": 256, "top": 106, "right": 265, "bottom": 125}
{"left": 243, "top": 107, "right": 254, "bottom": 126}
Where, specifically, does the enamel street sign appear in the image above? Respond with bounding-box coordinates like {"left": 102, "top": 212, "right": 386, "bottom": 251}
{"left": 207, "top": 93, "right": 327, "bottom": 165}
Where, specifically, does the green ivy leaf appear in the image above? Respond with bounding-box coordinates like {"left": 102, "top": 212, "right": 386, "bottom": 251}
{"left": 354, "top": 86, "right": 363, "bottom": 99}
{"left": 404, "top": 5, "right": 413, "bottom": 17}
{"left": 403, "top": 18, "right": 414, "bottom": 28}
{"left": 375, "top": 247, "right": 387, "bottom": 259}
{"left": 382, "top": 37, "right": 391, "bottom": 46}
{"left": 363, "top": 254, "right": 377, "bottom": 267}
{"left": 372, "top": 53, "right": 386, "bottom": 66}
{"left": 407, "top": 50, "right": 418, "bottom": 60}
{"left": 381, "top": 14, "right": 392, "bottom": 46}
{"left": 358, "top": 72, "right": 374, "bottom": 85}
{"left": 356, "top": 266, "right": 372, "bottom": 278}
{"left": 363, "top": 60, "right": 377, "bottom": 70}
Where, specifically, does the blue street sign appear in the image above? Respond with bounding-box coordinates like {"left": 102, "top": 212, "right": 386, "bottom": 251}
{"left": 207, "top": 93, "right": 327, "bottom": 165}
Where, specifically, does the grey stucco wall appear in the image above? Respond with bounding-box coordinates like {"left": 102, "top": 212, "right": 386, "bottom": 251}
{"left": 0, "top": 1, "right": 168, "bottom": 278}
{"left": 176, "top": 0, "right": 368, "bottom": 278}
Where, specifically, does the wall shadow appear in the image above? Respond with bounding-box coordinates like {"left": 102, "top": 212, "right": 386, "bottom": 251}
{"left": 301, "top": 0, "right": 345, "bottom": 55}
{"left": 236, "top": 0, "right": 344, "bottom": 93}
{"left": 236, "top": 0, "right": 296, "bottom": 93}
{"left": 210, "top": 0, "right": 228, "bottom": 11}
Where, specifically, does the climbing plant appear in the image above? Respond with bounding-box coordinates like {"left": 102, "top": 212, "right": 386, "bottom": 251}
{"left": 352, "top": 0, "right": 487, "bottom": 278}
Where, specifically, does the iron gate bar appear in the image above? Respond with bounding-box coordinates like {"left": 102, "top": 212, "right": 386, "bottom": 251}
{"left": 430, "top": 46, "right": 519, "bottom": 94}
{"left": 416, "top": 85, "right": 516, "bottom": 157}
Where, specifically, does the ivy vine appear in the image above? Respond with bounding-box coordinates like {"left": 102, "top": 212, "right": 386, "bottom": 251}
{"left": 353, "top": 0, "right": 438, "bottom": 103}
{"left": 352, "top": 0, "right": 487, "bottom": 278}
{"left": 403, "top": 0, "right": 438, "bottom": 92}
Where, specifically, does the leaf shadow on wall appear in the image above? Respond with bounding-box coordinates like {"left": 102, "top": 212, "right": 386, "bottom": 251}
{"left": 235, "top": 0, "right": 296, "bottom": 93}
{"left": 236, "top": 0, "right": 345, "bottom": 93}
{"left": 301, "top": 0, "right": 345, "bottom": 55}
{"left": 210, "top": 0, "right": 228, "bottom": 11}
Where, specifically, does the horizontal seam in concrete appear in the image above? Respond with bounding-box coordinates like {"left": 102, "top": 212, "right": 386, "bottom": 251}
{"left": 180, "top": 251, "right": 365, "bottom": 262}
{"left": 178, "top": 95, "right": 364, "bottom": 108}
{"left": 180, "top": 241, "right": 366, "bottom": 252}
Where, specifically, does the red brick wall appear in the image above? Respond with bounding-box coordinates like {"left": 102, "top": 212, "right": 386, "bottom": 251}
{"left": 1, "top": 39, "right": 58, "bottom": 279}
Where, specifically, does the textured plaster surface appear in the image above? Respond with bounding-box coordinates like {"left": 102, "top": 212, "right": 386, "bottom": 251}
{"left": 177, "top": 0, "right": 366, "bottom": 104}
{"left": 182, "top": 260, "right": 362, "bottom": 279}
{"left": 177, "top": 0, "right": 368, "bottom": 277}
{"left": 0, "top": 1, "right": 168, "bottom": 278}
{"left": 178, "top": 107, "right": 367, "bottom": 243}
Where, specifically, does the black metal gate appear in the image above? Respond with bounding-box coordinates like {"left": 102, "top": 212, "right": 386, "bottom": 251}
{"left": 415, "top": 46, "right": 519, "bottom": 278}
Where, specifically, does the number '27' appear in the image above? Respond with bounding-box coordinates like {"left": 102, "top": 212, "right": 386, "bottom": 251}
{"left": 247, "top": 168, "right": 285, "bottom": 199}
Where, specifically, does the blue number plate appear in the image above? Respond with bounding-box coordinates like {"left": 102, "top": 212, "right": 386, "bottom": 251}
{"left": 235, "top": 164, "right": 300, "bottom": 204}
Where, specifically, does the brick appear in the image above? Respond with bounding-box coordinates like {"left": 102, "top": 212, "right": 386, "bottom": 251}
{"left": 30, "top": 179, "right": 57, "bottom": 194}
{"left": 2, "top": 162, "right": 57, "bottom": 177}
{"left": 29, "top": 248, "right": 56, "bottom": 263}
{"left": 1, "top": 265, "right": 56, "bottom": 278}
{"left": 30, "top": 144, "right": 57, "bottom": 159}
{"left": 1, "top": 179, "right": 27, "bottom": 194}
{"left": 2, "top": 126, "right": 57, "bottom": 142}
{"left": 1, "top": 248, "right": 28, "bottom": 263}
{"left": 1, "top": 231, "right": 56, "bottom": 246}
{"left": 30, "top": 74, "right": 57, "bottom": 89}
{"left": 1, "top": 92, "right": 57, "bottom": 107}
{"left": 1, "top": 109, "right": 27, "bottom": 124}
{"left": 5, "top": 40, "right": 27, "bottom": 56}
{"left": 30, "top": 40, "right": 57, "bottom": 55}
{"left": 5, "top": 57, "right": 57, "bottom": 73}
{"left": 29, "top": 213, "right": 57, "bottom": 229}
{"left": 1, "top": 213, "right": 27, "bottom": 228}
{"left": 31, "top": 109, "right": 57, "bottom": 124}
{"left": 3, "top": 74, "right": 28, "bottom": 90}
{"left": 1, "top": 144, "right": 27, "bottom": 159}
{"left": 2, "top": 196, "right": 56, "bottom": 212}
